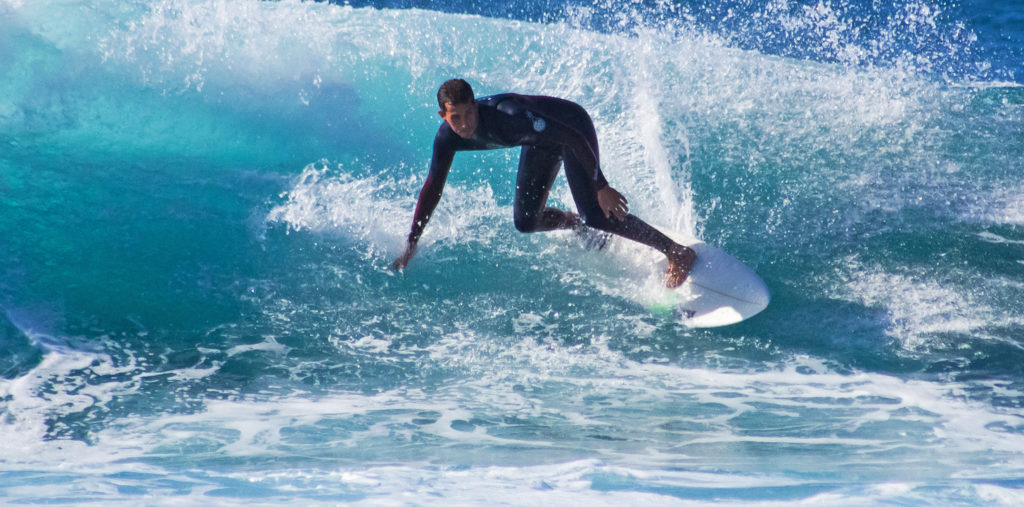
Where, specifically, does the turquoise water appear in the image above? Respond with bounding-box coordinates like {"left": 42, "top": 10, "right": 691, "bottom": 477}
{"left": 2, "top": 0, "right": 1023, "bottom": 504}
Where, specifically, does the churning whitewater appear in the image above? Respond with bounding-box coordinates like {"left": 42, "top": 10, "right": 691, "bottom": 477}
{"left": 1, "top": 0, "right": 1023, "bottom": 504}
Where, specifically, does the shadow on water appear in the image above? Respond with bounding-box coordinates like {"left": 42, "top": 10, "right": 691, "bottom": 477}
{"left": 0, "top": 310, "right": 43, "bottom": 380}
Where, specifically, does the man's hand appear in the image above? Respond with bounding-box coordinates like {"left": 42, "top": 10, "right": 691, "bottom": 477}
{"left": 597, "top": 186, "right": 629, "bottom": 221}
{"left": 392, "top": 242, "right": 417, "bottom": 271}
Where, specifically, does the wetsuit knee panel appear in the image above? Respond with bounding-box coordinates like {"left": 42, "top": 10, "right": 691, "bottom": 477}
{"left": 513, "top": 213, "right": 539, "bottom": 233}
{"left": 580, "top": 206, "right": 614, "bottom": 231}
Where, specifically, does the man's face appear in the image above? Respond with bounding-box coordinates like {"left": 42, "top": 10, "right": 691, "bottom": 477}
{"left": 439, "top": 101, "right": 478, "bottom": 139}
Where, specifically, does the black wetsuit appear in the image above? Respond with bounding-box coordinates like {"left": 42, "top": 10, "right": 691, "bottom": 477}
{"left": 407, "top": 93, "right": 676, "bottom": 253}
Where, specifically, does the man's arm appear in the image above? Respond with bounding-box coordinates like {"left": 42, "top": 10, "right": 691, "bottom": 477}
{"left": 393, "top": 131, "right": 455, "bottom": 270}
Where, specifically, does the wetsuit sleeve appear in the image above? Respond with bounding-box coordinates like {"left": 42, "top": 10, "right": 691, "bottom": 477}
{"left": 407, "top": 128, "right": 455, "bottom": 245}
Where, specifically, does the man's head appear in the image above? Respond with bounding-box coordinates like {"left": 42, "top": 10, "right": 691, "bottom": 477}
{"left": 437, "top": 79, "right": 478, "bottom": 139}
{"left": 437, "top": 79, "right": 475, "bottom": 109}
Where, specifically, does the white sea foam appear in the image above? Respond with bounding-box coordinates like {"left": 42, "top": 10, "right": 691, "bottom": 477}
{"left": 977, "top": 232, "right": 1024, "bottom": 246}
{"left": 6, "top": 344, "right": 1024, "bottom": 504}
{"left": 821, "top": 255, "right": 1024, "bottom": 351}
{"left": 266, "top": 161, "right": 506, "bottom": 258}
{"left": 4, "top": 297, "right": 1024, "bottom": 505}
{"left": 966, "top": 185, "right": 1024, "bottom": 226}
{"left": 0, "top": 332, "right": 132, "bottom": 466}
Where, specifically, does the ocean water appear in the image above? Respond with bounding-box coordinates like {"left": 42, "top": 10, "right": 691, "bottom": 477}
{"left": 1, "top": 0, "right": 1023, "bottom": 504}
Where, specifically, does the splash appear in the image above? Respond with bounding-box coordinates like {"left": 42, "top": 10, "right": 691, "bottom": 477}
{"left": 2, "top": 0, "right": 1023, "bottom": 504}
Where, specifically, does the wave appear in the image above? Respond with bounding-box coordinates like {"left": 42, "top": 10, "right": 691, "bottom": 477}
{"left": 0, "top": 309, "right": 43, "bottom": 380}
{"left": 4, "top": 0, "right": 1019, "bottom": 354}
{"left": 2, "top": 1, "right": 1024, "bottom": 504}
{"left": 5, "top": 337, "right": 1024, "bottom": 503}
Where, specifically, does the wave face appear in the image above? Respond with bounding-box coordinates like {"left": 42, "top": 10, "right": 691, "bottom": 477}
{"left": 2, "top": 0, "right": 1023, "bottom": 503}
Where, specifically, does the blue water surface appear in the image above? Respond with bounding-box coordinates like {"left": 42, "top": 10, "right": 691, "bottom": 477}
{"left": 1, "top": 0, "right": 1023, "bottom": 504}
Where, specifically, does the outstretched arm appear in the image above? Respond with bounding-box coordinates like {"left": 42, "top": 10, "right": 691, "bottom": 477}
{"left": 393, "top": 134, "right": 454, "bottom": 270}
{"left": 392, "top": 242, "right": 417, "bottom": 270}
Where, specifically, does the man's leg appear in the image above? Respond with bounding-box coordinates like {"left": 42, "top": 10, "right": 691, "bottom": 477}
{"left": 560, "top": 157, "right": 672, "bottom": 250}
{"left": 512, "top": 146, "right": 579, "bottom": 232}
{"left": 562, "top": 155, "right": 696, "bottom": 287}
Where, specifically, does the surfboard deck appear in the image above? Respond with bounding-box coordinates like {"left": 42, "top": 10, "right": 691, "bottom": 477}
{"left": 599, "top": 225, "right": 770, "bottom": 328}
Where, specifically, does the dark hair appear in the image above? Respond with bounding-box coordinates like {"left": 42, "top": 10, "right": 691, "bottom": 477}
{"left": 437, "top": 79, "right": 475, "bottom": 109}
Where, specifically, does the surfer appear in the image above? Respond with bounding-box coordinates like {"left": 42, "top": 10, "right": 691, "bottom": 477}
{"left": 393, "top": 79, "right": 696, "bottom": 287}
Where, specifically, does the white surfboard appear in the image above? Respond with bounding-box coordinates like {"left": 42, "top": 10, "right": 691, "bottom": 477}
{"left": 596, "top": 225, "right": 770, "bottom": 328}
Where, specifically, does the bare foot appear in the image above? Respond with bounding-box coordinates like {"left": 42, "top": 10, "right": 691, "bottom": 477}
{"left": 665, "top": 244, "right": 696, "bottom": 288}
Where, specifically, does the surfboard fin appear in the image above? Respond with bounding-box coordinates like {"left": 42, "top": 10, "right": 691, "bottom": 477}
{"left": 575, "top": 226, "right": 611, "bottom": 251}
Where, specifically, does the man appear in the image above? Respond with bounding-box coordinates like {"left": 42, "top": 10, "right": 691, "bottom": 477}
{"left": 393, "top": 79, "right": 696, "bottom": 288}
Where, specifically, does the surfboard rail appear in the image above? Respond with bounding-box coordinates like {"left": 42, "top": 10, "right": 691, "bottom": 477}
{"left": 649, "top": 226, "right": 771, "bottom": 328}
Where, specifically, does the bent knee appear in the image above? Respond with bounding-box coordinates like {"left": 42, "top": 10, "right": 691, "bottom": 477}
{"left": 513, "top": 214, "right": 539, "bottom": 233}
{"left": 580, "top": 209, "right": 613, "bottom": 231}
